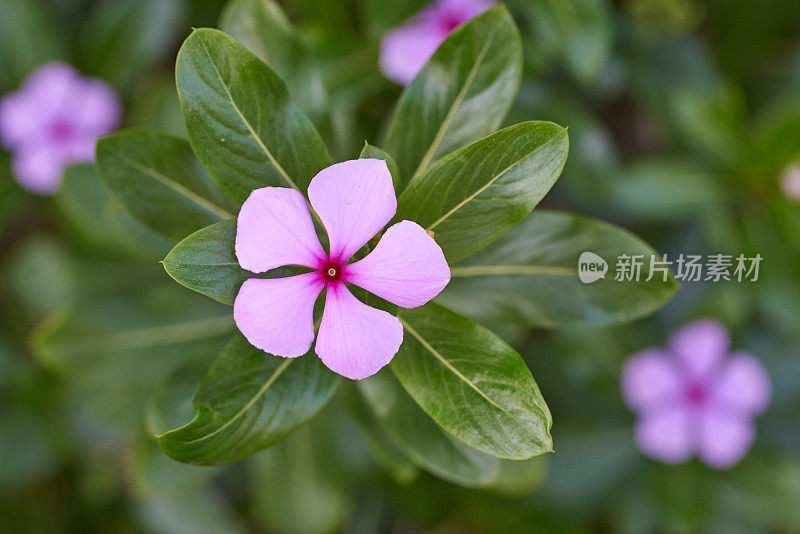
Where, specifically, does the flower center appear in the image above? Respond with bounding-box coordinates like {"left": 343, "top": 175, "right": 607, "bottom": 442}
{"left": 49, "top": 119, "right": 74, "bottom": 142}
{"left": 684, "top": 381, "right": 708, "bottom": 407}
{"left": 439, "top": 13, "right": 463, "bottom": 33}
{"left": 321, "top": 261, "right": 342, "bottom": 283}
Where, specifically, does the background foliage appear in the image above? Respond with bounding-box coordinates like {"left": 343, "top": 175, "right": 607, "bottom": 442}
{"left": 1, "top": 0, "right": 800, "bottom": 532}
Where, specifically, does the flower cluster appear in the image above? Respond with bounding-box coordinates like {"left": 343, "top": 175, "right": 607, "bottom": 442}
{"left": 622, "top": 320, "right": 771, "bottom": 468}
{"left": 0, "top": 62, "right": 120, "bottom": 194}
{"left": 234, "top": 159, "right": 450, "bottom": 380}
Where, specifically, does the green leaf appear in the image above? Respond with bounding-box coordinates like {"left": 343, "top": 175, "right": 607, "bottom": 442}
{"left": 157, "top": 333, "right": 340, "bottom": 465}
{"left": 176, "top": 28, "right": 331, "bottom": 203}
{"left": 436, "top": 210, "right": 678, "bottom": 328}
{"left": 162, "top": 220, "right": 245, "bottom": 305}
{"left": 397, "top": 121, "right": 569, "bottom": 263}
{"left": 392, "top": 303, "right": 552, "bottom": 460}
{"left": 359, "top": 143, "right": 401, "bottom": 188}
{"left": 358, "top": 370, "right": 500, "bottom": 487}
{"left": 96, "top": 130, "right": 237, "bottom": 243}
{"left": 382, "top": 6, "right": 523, "bottom": 186}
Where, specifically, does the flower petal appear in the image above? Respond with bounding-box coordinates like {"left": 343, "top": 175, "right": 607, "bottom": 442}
{"left": 72, "top": 79, "right": 121, "bottom": 134}
{"left": 621, "top": 349, "right": 683, "bottom": 413}
{"left": 11, "top": 144, "right": 67, "bottom": 195}
{"left": 315, "top": 282, "right": 403, "bottom": 380}
{"left": 307, "top": 159, "right": 396, "bottom": 264}
{"left": 669, "top": 319, "right": 729, "bottom": 378}
{"left": 711, "top": 352, "right": 771, "bottom": 416}
{"left": 697, "top": 412, "right": 755, "bottom": 469}
{"left": 235, "top": 187, "right": 327, "bottom": 272}
{"left": 344, "top": 221, "right": 450, "bottom": 308}
{"left": 379, "top": 21, "right": 446, "bottom": 85}
{"left": 634, "top": 407, "right": 693, "bottom": 464}
{"left": 233, "top": 273, "right": 324, "bottom": 358}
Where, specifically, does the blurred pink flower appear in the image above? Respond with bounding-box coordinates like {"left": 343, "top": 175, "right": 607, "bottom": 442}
{"left": 780, "top": 163, "right": 800, "bottom": 200}
{"left": 621, "top": 320, "right": 771, "bottom": 469}
{"left": 0, "top": 62, "right": 120, "bottom": 194}
{"left": 233, "top": 159, "right": 450, "bottom": 380}
{"left": 379, "top": 0, "right": 496, "bottom": 85}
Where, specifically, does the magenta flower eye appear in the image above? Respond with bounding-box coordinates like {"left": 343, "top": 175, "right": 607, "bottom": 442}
{"left": 233, "top": 159, "right": 451, "bottom": 380}
{"left": 0, "top": 62, "right": 120, "bottom": 194}
{"left": 379, "top": 0, "right": 496, "bottom": 86}
{"left": 621, "top": 320, "right": 771, "bottom": 469}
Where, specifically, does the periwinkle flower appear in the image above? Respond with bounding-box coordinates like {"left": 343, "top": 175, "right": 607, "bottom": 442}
{"left": 0, "top": 62, "right": 120, "bottom": 194}
{"left": 621, "top": 320, "right": 771, "bottom": 469}
{"left": 379, "top": 0, "right": 496, "bottom": 85}
{"left": 233, "top": 159, "right": 451, "bottom": 380}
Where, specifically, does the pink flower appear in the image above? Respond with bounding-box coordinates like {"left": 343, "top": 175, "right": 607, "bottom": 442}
{"left": 780, "top": 163, "right": 800, "bottom": 200}
{"left": 622, "top": 320, "right": 771, "bottom": 469}
{"left": 379, "top": 0, "right": 496, "bottom": 85}
{"left": 233, "top": 159, "right": 451, "bottom": 380}
{"left": 0, "top": 62, "right": 120, "bottom": 194}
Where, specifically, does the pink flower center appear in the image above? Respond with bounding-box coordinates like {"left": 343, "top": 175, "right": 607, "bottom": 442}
{"left": 320, "top": 261, "right": 343, "bottom": 283}
{"left": 684, "top": 381, "right": 709, "bottom": 408}
{"left": 49, "top": 119, "right": 75, "bottom": 142}
{"left": 438, "top": 12, "right": 464, "bottom": 33}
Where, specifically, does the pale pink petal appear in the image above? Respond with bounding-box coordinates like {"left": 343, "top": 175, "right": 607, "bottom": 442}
{"left": 697, "top": 412, "right": 755, "bottom": 469}
{"left": 236, "top": 187, "right": 327, "bottom": 272}
{"left": 343, "top": 220, "right": 450, "bottom": 308}
{"left": 634, "top": 407, "right": 693, "bottom": 464}
{"left": 669, "top": 319, "right": 729, "bottom": 378}
{"left": 0, "top": 92, "right": 47, "bottom": 149}
{"left": 710, "top": 352, "right": 771, "bottom": 416}
{"left": 234, "top": 273, "right": 324, "bottom": 358}
{"left": 71, "top": 79, "right": 121, "bottom": 134}
{"left": 11, "top": 144, "right": 67, "bottom": 195}
{"left": 379, "top": 21, "right": 447, "bottom": 85}
{"left": 621, "top": 349, "right": 683, "bottom": 413}
{"left": 307, "top": 159, "right": 396, "bottom": 263}
{"left": 314, "top": 282, "right": 403, "bottom": 380}
{"left": 23, "top": 63, "right": 83, "bottom": 113}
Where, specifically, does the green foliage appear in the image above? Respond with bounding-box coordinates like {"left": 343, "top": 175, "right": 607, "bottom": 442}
{"left": 175, "top": 28, "right": 331, "bottom": 202}
{"left": 393, "top": 304, "right": 552, "bottom": 459}
{"left": 382, "top": 6, "right": 523, "bottom": 185}
{"left": 157, "top": 333, "right": 340, "bottom": 465}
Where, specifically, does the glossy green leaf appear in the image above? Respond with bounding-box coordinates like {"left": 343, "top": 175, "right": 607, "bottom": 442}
{"left": 397, "top": 121, "right": 568, "bottom": 263}
{"left": 392, "top": 303, "right": 552, "bottom": 460}
{"left": 96, "top": 130, "right": 237, "bottom": 243}
{"left": 359, "top": 370, "right": 500, "bottom": 487}
{"left": 157, "top": 333, "right": 340, "bottom": 465}
{"left": 359, "top": 143, "right": 401, "bottom": 188}
{"left": 176, "top": 28, "right": 331, "bottom": 203}
{"left": 437, "top": 210, "right": 678, "bottom": 328}
{"left": 162, "top": 220, "right": 245, "bottom": 305}
{"left": 382, "top": 6, "right": 523, "bottom": 185}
